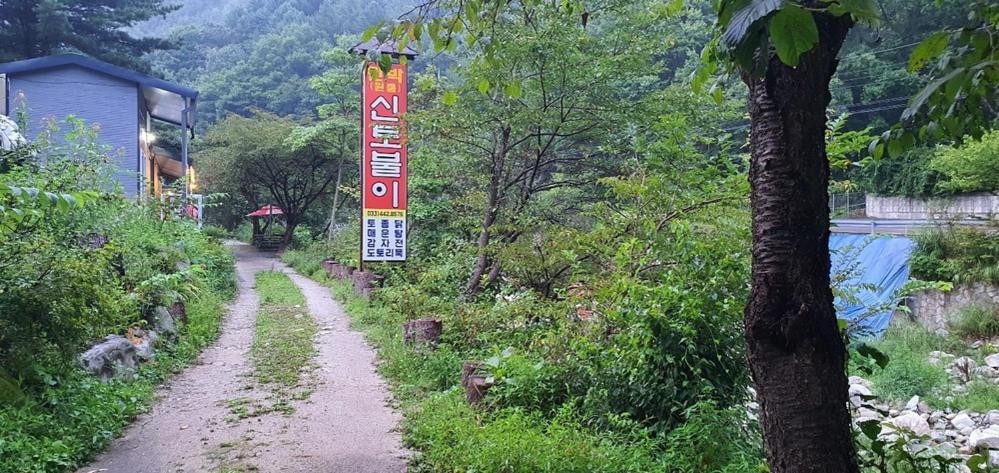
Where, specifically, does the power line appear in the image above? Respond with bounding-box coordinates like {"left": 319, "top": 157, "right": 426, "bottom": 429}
{"left": 838, "top": 41, "right": 922, "bottom": 61}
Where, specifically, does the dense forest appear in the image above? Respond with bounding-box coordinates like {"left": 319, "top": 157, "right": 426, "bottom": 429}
{"left": 144, "top": 0, "right": 413, "bottom": 121}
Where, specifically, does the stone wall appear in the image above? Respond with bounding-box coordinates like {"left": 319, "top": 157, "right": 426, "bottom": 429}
{"left": 866, "top": 193, "right": 999, "bottom": 220}
{"left": 905, "top": 283, "right": 999, "bottom": 331}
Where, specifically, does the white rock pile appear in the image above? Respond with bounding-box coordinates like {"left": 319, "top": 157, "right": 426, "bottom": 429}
{"left": 845, "top": 349, "right": 999, "bottom": 467}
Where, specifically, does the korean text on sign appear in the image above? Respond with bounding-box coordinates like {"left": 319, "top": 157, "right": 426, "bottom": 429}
{"left": 361, "top": 62, "right": 407, "bottom": 262}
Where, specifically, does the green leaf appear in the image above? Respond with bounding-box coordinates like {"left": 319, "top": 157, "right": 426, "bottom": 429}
{"left": 378, "top": 53, "right": 393, "bottom": 74}
{"left": 768, "top": 5, "right": 819, "bottom": 67}
{"left": 887, "top": 137, "right": 903, "bottom": 158}
{"left": 442, "top": 91, "right": 458, "bottom": 106}
{"left": 902, "top": 67, "right": 965, "bottom": 122}
{"left": 361, "top": 23, "right": 382, "bottom": 42}
{"left": 909, "top": 32, "right": 950, "bottom": 71}
{"left": 504, "top": 80, "right": 523, "bottom": 99}
{"left": 828, "top": 0, "right": 880, "bottom": 21}
{"left": 477, "top": 78, "right": 491, "bottom": 94}
{"left": 859, "top": 419, "right": 882, "bottom": 441}
{"left": 722, "top": 0, "right": 782, "bottom": 49}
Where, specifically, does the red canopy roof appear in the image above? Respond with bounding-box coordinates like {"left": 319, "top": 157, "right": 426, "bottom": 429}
{"left": 246, "top": 205, "right": 284, "bottom": 217}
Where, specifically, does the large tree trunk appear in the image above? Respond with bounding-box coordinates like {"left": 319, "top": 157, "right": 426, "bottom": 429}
{"left": 743, "top": 14, "right": 858, "bottom": 473}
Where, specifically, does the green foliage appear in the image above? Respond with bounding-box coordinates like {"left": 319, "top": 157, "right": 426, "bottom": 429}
{"left": 406, "top": 394, "right": 672, "bottom": 473}
{"left": 928, "top": 130, "right": 999, "bottom": 194}
{"left": 0, "top": 291, "right": 228, "bottom": 473}
{"left": 0, "top": 117, "right": 235, "bottom": 471}
{"left": 950, "top": 381, "right": 999, "bottom": 413}
{"left": 145, "top": 0, "right": 408, "bottom": 120}
{"left": 197, "top": 112, "right": 344, "bottom": 244}
{"left": 949, "top": 305, "right": 999, "bottom": 340}
{"left": 856, "top": 146, "right": 940, "bottom": 196}
{"left": 660, "top": 402, "right": 765, "bottom": 473}
{"left": 874, "top": 0, "right": 998, "bottom": 156}
{"left": 863, "top": 325, "right": 955, "bottom": 403}
{"left": 910, "top": 227, "right": 999, "bottom": 285}
{"left": 282, "top": 259, "right": 764, "bottom": 472}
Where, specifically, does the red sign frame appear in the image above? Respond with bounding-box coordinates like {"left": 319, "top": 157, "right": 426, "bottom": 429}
{"left": 361, "top": 62, "right": 408, "bottom": 262}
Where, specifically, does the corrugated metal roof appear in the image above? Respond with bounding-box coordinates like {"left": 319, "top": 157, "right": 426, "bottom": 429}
{"left": 0, "top": 54, "right": 197, "bottom": 129}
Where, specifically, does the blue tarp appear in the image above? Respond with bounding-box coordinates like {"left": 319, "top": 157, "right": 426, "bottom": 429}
{"left": 830, "top": 234, "right": 915, "bottom": 337}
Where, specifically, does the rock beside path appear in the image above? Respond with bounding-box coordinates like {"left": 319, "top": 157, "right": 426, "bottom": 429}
{"left": 80, "top": 335, "right": 138, "bottom": 381}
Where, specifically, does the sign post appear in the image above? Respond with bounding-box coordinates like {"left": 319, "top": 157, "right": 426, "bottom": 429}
{"left": 351, "top": 40, "right": 417, "bottom": 270}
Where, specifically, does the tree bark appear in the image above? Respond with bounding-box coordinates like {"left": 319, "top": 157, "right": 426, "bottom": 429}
{"left": 465, "top": 126, "right": 510, "bottom": 298}
{"left": 743, "top": 13, "right": 858, "bottom": 473}
{"left": 326, "top": 155, "right": 344, "bottom": 241}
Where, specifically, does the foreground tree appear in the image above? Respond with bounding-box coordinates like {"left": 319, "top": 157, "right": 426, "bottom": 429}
{"left": 0, "top": 0, "right": 177, "bottom": 70}
{"left": 198, "top": 112, "right": 343, "bottom": 247}
{"left": 701, "top": 2, "right": 865, "bottom": 470}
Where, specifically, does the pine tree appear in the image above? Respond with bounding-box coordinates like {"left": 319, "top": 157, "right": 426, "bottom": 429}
{"left": 0, "top": 0, "right": 178, "bottom": 71}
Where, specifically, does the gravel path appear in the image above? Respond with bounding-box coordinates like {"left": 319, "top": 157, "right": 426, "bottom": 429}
{"left": 77, "top": 243, "right": 408, "bottom": 473}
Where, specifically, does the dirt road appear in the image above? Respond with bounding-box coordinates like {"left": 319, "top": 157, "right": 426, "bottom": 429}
{"left": 77, "top": 243, "right": 408, "bottom": 473}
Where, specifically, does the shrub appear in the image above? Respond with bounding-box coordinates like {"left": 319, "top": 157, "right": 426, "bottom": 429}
{"left": 910, "top": 227, "right": 999, "bottom": 284}
{"left": 867, "top": 325, "right": 954, "bottom": 402}
{"left": 857, "top": 146, "right": 939, "bottom": 197}
{"left": 660, "top": 402, "right": 764, "bottom": 473}
{"left": 930, "top": 130, "right": 999, "bottom": 195}
{"left": 950, "top": 305, "right": 999, "bottom": 340}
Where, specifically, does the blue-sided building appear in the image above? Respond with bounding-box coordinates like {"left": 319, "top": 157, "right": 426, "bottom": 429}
{"left": 0, "top": 54, "right": 198, "bottom": 197}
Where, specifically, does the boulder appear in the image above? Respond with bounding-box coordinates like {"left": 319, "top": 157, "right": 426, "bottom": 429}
{"left": 989, "top": 449, "right": 999, "bottom": 467}
{"left": 969, "top": 427, "right": 999, "bottom": 450}
{"left": 986, "top": 354, "right": 999, "bottom": 370}
{"left": 849, "top": 376, "right": 872, "bottom": 389}
{"left": 849, "top": 383, "right": 873, "bottom": 398}
{"left": 905, "top": 395, "right": 921, "bottom": 412}
{"left": 857, "top": 407, "right": 883, "bottom": 420}
{"left": 126, "top": 327, "right": 159, "bottom": 360}
{"left": 952, "top": 357, "right": 978, "bottom": 382}
{"left": 952, "top": 412, "right": 976, "bottom": 430}
{"left": 148, "top": 305, "right": 179, "bottom": 339}
{"left": 80, "top": 335, "right": 139, "bottom": 382}
{"left": 892, "top": 411, "right": 931, "bottom": 436}
{"left": 985, "top": 410, "right": 999, "bottom": 426}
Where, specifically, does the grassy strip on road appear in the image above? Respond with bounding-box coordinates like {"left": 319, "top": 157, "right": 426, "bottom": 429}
{"left": 248, "top": 271, "right": 316, "bottom": 403}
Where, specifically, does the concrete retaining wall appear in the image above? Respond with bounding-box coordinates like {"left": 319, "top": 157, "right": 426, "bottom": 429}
{"left": 905, "top": 283, "right": 999, "bottom": 331}
{"left": 867, "top": 194, "right": 999, "bottom": 220}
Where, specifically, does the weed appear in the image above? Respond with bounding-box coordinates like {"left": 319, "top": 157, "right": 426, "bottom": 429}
{"left": 248, "top": 272, "right": 316, "bottom": 415}
{"left": 950, "top": 305, "right": 999, "bottom": 340}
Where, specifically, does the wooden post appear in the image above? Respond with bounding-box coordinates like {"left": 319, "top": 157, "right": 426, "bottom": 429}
{"left": 403, "top": 319, "right": 442, "bottom": 348}
{"left": 461, "top": 361, "right": 492, "bottom": 406}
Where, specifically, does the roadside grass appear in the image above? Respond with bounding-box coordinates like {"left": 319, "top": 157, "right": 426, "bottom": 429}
{"left": 0, "top": 291, "right": 229, "bottom": 473}
{"left": 950, "top": 305, "right": 999, "bottom": 340}
{"left": 241, "top": 271, "right": 316, "bottom": 417}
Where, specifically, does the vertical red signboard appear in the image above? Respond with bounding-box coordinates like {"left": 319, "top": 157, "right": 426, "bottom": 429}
{"left": 361, "top": 62, "right": 408, "bottom": 262}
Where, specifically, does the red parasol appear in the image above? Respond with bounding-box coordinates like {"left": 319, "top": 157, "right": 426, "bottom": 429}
{"left": 245, "top": 204, "right": 284, "bottom": 217}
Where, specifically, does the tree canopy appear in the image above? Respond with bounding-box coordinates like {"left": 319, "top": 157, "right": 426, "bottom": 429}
{"left": 0, "top": 0, "right": 178, "bottom": 71}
